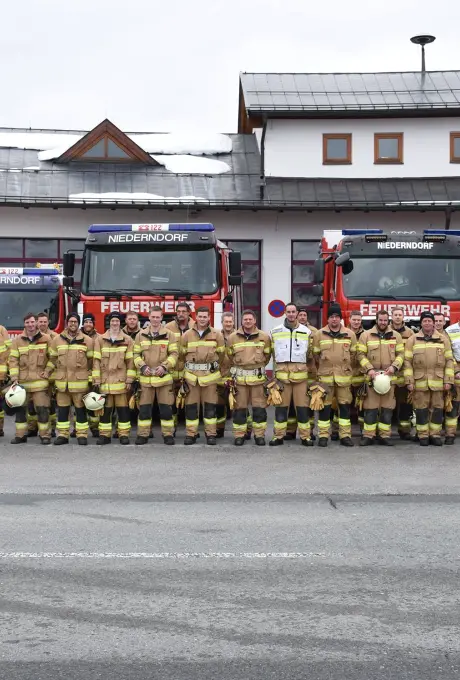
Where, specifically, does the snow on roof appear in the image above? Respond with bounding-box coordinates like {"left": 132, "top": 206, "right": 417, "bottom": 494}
{"left": 152, "top": 155, "right": 230, "bottom": 174}
{"left": 0, "top": 131, "right": 233, "bottom": 157}
{"left": 68, "top": 192, "right": 209, "bottom": 204}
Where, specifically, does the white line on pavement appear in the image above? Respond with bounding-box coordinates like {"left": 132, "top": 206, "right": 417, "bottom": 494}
{"left": 0, "top": 551, "right": 327, "bottom": 559}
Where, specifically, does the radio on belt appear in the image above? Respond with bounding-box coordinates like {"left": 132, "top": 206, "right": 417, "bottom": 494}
{"left": 88, "top": 224, "right": 215, "bottom": 233}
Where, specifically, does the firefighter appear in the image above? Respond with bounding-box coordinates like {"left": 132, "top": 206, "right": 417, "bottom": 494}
{"left": 390, "top": 307, "right": 415, "bottom": 440}
{"left": 434, "top": 312, "right": 448, "bottom": 339}
{"left": 313, "top": 304, "right": 356, "bottom": 447}
{"left": 356, "top": 309, "right": 404, "bottom": 446}
{"left": 216, "top": 311, "right": 235, "bottom": 438}
{"left": 48, "top": 312, "right": 96, "bottom": 446}
{"left": 8, "top": 312, "right": 54, "bottom": 445}
{"left": 269, "top": 302, "right": 314, "bottom": 447}
{"left": 180, "top": 306, "right": 225, "bottom": 445}
{"left": 444, "top": 319, "right": 460, "bottom": 444}
{"left": 404, "top": 311, "right": 454, "bottom": 446}
{"left": 26, "top": 312, "right": 59, "bottom": 437}
{"left": 349, "top": 310, "right": 365, "bottom": 431}
{"left": 81, "top": 312, "right": 101, "bottom": 437}
{"left": 122, "top": 311, "right": 141, "bottom": 340}
{"left": 0, "top": 322, "right": 11, "bottom": 437}
{"left": 227, "top": 309, "right": 271, "bottom": 446}
{"left": 165, "top": 303, "right": 195, "bottom": 428}
{"left": 92, "top": 312, "right": 136, "bottom": 445}
{"left": 284, "top": 306, "right": 317, "bottom": 441}
{"left": 134, "top": 306, "right": 178, "bottom": 446}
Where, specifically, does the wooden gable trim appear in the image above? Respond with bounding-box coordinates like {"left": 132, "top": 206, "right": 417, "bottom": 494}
{"left": 57, "top": 119, "right": 157, "bottom": 164}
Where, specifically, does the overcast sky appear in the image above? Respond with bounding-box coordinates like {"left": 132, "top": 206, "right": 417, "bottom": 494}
{"left": 1, "top": 0, "right": 458, "bottom": 133}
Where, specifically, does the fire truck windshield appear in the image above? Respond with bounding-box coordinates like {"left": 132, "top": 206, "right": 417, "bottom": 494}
{"left": 82, "top": 245, "right": 218, "bottom": 295}
{"left": 0, "top": 290, "right": 59, "bottom": 330}
{"left": 342, "top": 257, "right": 460, "bottom": 300}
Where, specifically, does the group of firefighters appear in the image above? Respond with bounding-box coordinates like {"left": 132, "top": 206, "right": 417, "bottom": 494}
{"left": 1, "top": 301, "right": 459, "bottom": 447}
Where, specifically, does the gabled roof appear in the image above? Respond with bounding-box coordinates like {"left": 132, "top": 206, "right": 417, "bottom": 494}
{"left": 239, "top": 71, "right": 460, "bottom": 125}
{"left": 57, "top": 119, "right": 158, "bottom": 164}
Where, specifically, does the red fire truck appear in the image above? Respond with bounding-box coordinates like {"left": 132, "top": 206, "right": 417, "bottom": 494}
{"left": 63, "top": 223, "right": 243, "bottom": 330}
{"left": 314, "top": 229, "right": 460, "bottom": 329}
{"left": 0, "top": 266, "right": 68, "bottom": 336}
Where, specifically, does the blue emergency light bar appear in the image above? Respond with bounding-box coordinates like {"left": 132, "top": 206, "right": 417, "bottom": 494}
{"left": 88, "top": 223, "right": 215, "bottom": 234}
{"left": 341, "top": 229, "right": 384, "bottom": 236}
{"left": 424, "top": 230, "right": 460, "bottom": 236}
{"left": 0, "top": 267, "right": 60, "bottom": 276}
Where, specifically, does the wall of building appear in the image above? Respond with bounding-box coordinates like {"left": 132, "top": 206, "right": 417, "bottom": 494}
{"left": 264, "top": 117, "right": 460, "bottom": 178}
{"left": 0, "top": 206, "right": 457, "bottom": 332}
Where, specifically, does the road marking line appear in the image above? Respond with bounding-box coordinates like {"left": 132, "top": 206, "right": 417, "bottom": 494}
{"left": 0, "top": 551, "right": 327, "bottom": 559}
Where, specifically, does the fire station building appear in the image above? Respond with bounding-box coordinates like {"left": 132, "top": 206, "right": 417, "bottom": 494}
{"left": 1, "top": 70, "right": 460, "bottom": 330}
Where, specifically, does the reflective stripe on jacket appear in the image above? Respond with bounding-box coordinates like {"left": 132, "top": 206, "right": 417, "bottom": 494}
{"left": 404, "top": 330, "right": 454, "bottom": 391}
{"left": 8, "top": 330, "right": 54, "bottom": 392}
{"left": 93, "top": 331, "right": 135, "bottom": 394}
{"left": 180, "top": 326, "right": 225, "bottom": 387}
{"left": 313, "top": 326, "right": 357, "bottom": 387}
{"left": 0, "top": 324, "right": 11, "bottom": 381}
{"left": 357, "top": 326, "right": 404, "bottom": 384}
{"left": 226, "top": 327, "right": 271, "bottom": 385}
{"left": 134, "top": 326, "right": 178, "bottom": 387}
{"left": 271, "top": 321, "right": 312, "bottom": 383}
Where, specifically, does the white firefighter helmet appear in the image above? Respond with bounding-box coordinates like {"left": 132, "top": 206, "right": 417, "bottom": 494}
{"left": 4, "top": 384, "right": 27, "bottom": 408}
{"left": 83, "top": 392, "right": 106, "bottom": 411}
{"left": 373, "top": 371, "right": 391, "bottom": 395}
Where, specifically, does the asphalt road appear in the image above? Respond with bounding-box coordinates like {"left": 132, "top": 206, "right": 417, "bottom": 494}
{"left": 1, "top": 418, "right": 460, "bottom": 679}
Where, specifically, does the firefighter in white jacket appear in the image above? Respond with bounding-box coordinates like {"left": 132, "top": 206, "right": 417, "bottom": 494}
{"left": 444, "top": 321, "right": 460, "bottom": 443}
{"left": 269, "top": 302, "right": 314, "bottom": 446}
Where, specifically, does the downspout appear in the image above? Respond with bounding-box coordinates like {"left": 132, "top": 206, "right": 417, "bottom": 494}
{"left": 445, "top": 207, "right": 452, "bottom": 230}
{"left": 259, "top": 116, "right": 268, "bottom": 201}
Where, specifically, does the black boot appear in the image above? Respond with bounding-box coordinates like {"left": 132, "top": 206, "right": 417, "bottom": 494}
{"left": 360, "top": 438, "right": 373, "bottom": 446}
{"left": 234, "top": 437, "right": 245, "bottom": 446}
{"left": 419, "top": 438, "right": 429, "bottom": 447}
{"left": 90, "top": 428, "right": 99, "bottom": 438}
{"left": 206, "top": 436, "right": 217, "bottom": 446}
{"left": 40, "top": 437, "right": 51, "bottom": 445}
{"left": 379, "top": 438, "right": 394, "bottom": 447}
{"left": 244, "top": 431, "right": 252, "bottom": 441}
{"left": 97, "top": 436, "right": 111, "bottom": 446}
{"left": 429, "top": 436, "right": 443, "bottom": 447}
{"left": 27, "top": 430, "right": 38, "bottom": 438}
{"left": 269, "top": 438, "right": 284, "bottom": 447}
{"left": 331, "top": 431, "right": 339, "bottom": 441}
{"left": 163, "top": 435, "right": 175, "bottom": 445}
{"left": 184, "top": 435, "right": 196, "bottom": 445}
{"left": 318, "top": 437, "right": 328, "bottom": 447}
{"left": 445, "top": 436, "right": 455, "bottom": 445}
{"left": 283, "top": 432, "right": 296, "bottom": 441}
{"left": 77, "top": 438, "right": 87, "bottom": 446}
{"left": 301, "top": 438, "right": 314, "bottom": 447}
{"left": 216, "top": 429, "right": 225, "bottom": 439}
{"left": 135, "top": 435, "right": 148, "bottom": 445}
{"left": 398, "top": 431, "right": 413, "bottom": 441}
{"left": 340, "top": 437, "right": 354, "bottom": 447}
{"left": 53, "top": 436, "right": 69, "bottom": 446}
{"left": 11, "top": 436, "right": 27, "bottom": 444}
{"left": 254, "top": 437, "right": 266, "bottom": 446}
{"left": 119, "top": 436, "right": 130, "bottom": 445}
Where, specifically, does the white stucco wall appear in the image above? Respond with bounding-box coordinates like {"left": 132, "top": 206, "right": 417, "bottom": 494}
{"left": 0, "top": 206, "right": 457, "bottom": 332}
{"left": 264, "top": 117, "right": 460, "bottom": 178}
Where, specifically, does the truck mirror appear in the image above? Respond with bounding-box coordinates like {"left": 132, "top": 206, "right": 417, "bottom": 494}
{"left": 229, "top": 251, "right": 242, "bottom": 276}
{"left": 335, "top": 251, "right": 350, "bottom": 267}
{"left": 342, "top": 261, "right": 354, "bottom": 275}
{"left": 313, "top": 259, "right": 325, "bottom": 284}
{"left": 312, "top": 284, "right": 323, "bottom": 297}
{"left": 63, "top": 252, "right": 75, "bottom": 277}
{"left": 63, "top": 276, "right": 74, "bottom": 288}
